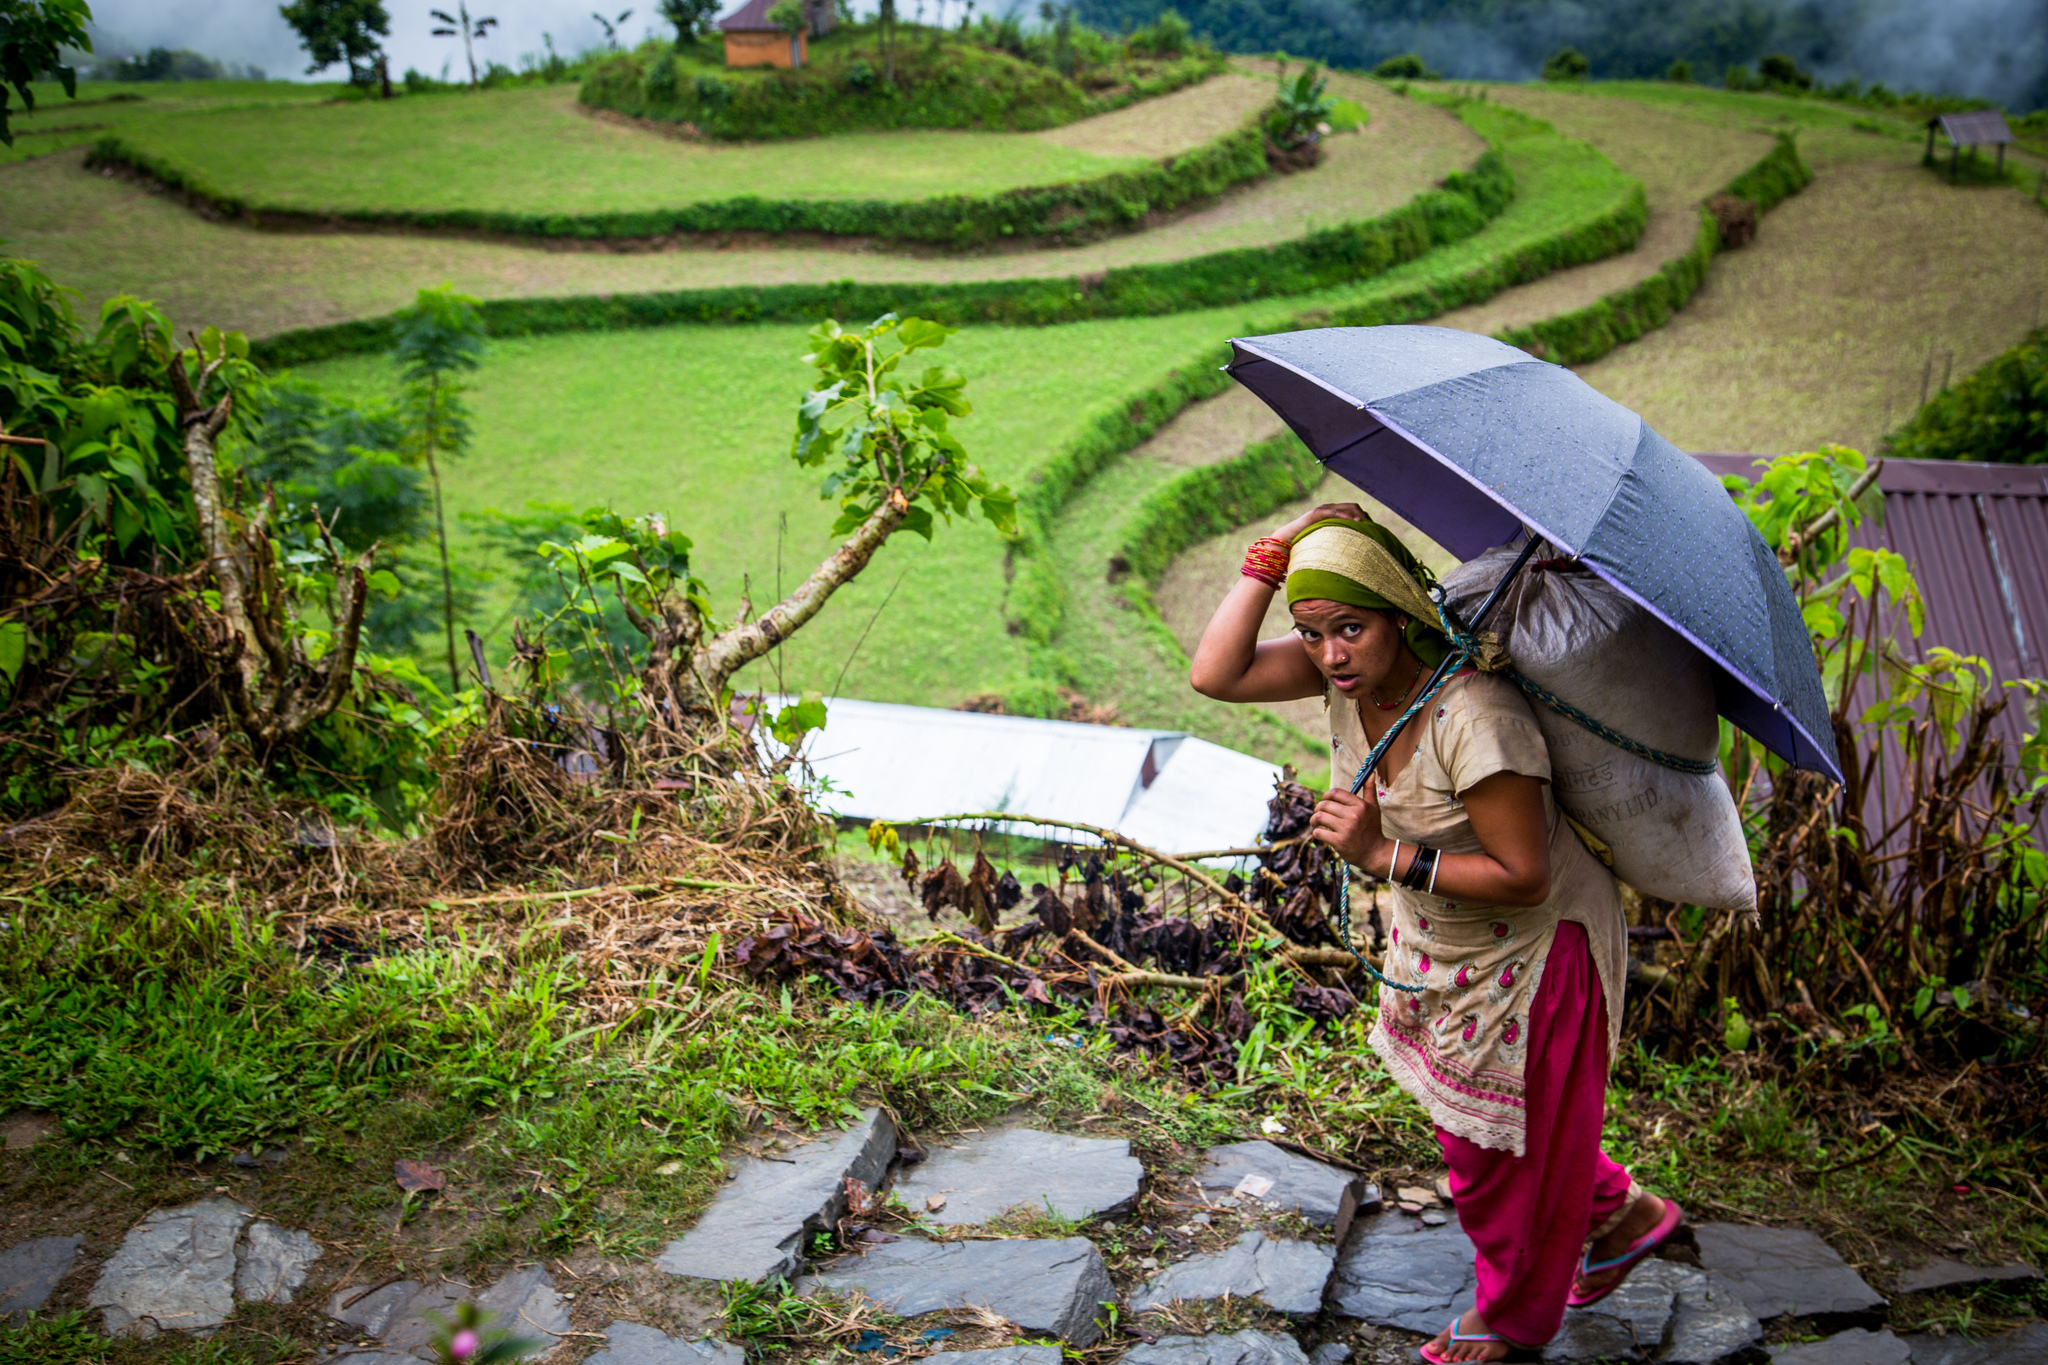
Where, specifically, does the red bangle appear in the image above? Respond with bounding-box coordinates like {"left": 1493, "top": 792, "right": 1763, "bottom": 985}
{"left": 1242, "top": 536, "right": 1290, "bottom": 589}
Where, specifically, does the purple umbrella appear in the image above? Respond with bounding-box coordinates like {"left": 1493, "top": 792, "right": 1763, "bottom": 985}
{"left": 1228, "top": 324, "right": 1840, "bottom": 781}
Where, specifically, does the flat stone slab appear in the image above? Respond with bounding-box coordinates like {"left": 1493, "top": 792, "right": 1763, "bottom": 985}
{"left": 657, "top": 1108, "right": 898, "bottom": 1284}
{"left": 1123, "top": 1330, "right": 1312, "bottom": 1365}
{"left": 1695, "top": 1224, "right": 1887, "bottom": 1326}
{"left": 1771, "top": 1329, "right": 1912, "bottom": 1365}
{"left": 927, "top": 1349, "right": 1064, "bottom": 1365}
{"left": 91, "top": 1196, "right": 250, "bottom": 1336}
{"left": 1196, "top": 1141, "right": 1374, "bottom": 1243}
{"left": 328, "top": 1266, "right": 567, "bottom": 1360}
{"left": 1901, "top": 1323, "right": 2048, "bottom": 1365}
{"left": 1895, "top": 1259, "right": 2040, "bottom": 1296}
{"left": 893, "top": 1128, "right": 1142, "bottom": 1226}
{"left": 477, "top": 1266, "right": 570, "bottom": 1355}
{"left": 0, "top": 1235, "right": 82, "bottom": 1320}
{"left": 802, "top": 1236, "right": 1112, "bottom": 1345}
{"left": 1328, "top": 1211, "right": 1476, "bottom": 1334}
{"left": 1663, "top": 1267, "right": 1767, "bottom": 1365}
{"left": 585, "top": 1321, "right": 746, "bottom": 1365}
{"left": 236, "top": 1219, "right": 322, "bottom": 1305}
{"left": 1131, "top": 1231, "right": 1335, "bottom": 1316}
{"left": 1543, "top": 1258, "right": 1689, "bottom": 1363}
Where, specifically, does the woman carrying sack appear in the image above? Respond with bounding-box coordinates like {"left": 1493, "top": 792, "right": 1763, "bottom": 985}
{"left": 1190, "top": 503, "right": 1686, "bottom": 1364}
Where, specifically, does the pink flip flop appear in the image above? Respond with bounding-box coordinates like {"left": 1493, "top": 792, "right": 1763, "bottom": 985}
{"left": 1567, "top": 1198, "right": 1686, "bottom": 1308}
{"left": 1419, "top": 1314, "right": 1509, "bottom": 1364}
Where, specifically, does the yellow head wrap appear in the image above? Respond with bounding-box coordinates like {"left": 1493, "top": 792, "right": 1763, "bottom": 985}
{"left": 1285, "top": 517, "right": 1449, "bottom": 668}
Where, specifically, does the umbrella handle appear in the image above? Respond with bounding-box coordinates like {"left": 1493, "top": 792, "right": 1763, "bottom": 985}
{"left": 1329, "top": 534, "right": 1540, "bottom": 995}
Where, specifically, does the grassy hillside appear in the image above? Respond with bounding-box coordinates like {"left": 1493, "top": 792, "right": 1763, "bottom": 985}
{"left": 279, "top": 96, "right": 1640, "bottom": 764}
{"left": 1511, "top": 83, "right": 2048, "bottom": 455}
{"left": 0, "top": 78, "right": 341, "bottom": 167}
{"left": 96, "top": 84, "right": 1153, "bottom": 217}
{"left": 0, "top": 74, "right": 1467, "bottom": 339}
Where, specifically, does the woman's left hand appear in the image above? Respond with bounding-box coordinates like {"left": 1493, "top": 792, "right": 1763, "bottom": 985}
{"left": 1308, "top": 787, "right": 1388, "bottom": 872}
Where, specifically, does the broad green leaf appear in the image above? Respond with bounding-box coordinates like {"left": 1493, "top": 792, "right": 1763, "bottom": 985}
{"left": 0, "top": 621, "right": 26, "bottom": 682}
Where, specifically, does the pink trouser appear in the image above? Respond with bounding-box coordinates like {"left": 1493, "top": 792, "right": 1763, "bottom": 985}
{"left": 1436, "top": 920, "right": 1635, "bottom": 1347}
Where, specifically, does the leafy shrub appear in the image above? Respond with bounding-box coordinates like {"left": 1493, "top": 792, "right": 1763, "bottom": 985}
{"left": 1266, "top": 62, "right": 1334, "bottom": 149}
{"left": 1757, "top": 52, "right": 1811, "bottom": 91}
{"left": 1128, "top": 7, "right": 1189, "bottom": 57}
{"left": 644, "top": 53, "right": 679, "bottom": 103}
{"left": 1885, "top": 327, "right": 2048, "bottom": 465}
{"left": 1541, "top": 47, "right": 1589, "bottom": 82}
{"left": 1372, "top": 53, "right": 1434, "bottom": 80}
{"left": 1666, "top": 58, "right": 1691, "bottom": 82}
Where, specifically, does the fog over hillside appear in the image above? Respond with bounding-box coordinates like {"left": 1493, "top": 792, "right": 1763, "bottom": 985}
{"left": 1073, "top": 0, "right": 2048, "bottom": 110}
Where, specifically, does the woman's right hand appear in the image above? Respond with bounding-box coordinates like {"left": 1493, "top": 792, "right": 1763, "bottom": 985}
{"left": 1273, "top": 501, "right": 1370, "bottom": 543}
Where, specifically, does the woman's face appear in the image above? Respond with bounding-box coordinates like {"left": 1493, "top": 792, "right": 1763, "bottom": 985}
{"left": 1290, "top": 600, "right": 1408, "bottom": 696}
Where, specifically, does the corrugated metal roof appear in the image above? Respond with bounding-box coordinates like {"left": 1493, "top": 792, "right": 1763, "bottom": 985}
{"left": 1933, "top": 111, "right": 2015, "bottom": 146}
{"left": 719, "top": 0, "right": 835, "bottom": 32}
{"left": 755, "top": 697, "right": 1281, "bottom": 853}
{"left": 1693, "top": 455, "right": 2048, "bottom": 754}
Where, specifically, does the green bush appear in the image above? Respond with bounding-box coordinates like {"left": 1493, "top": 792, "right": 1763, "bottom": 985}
{"left": 1885, "top": 327, "right": 2048, "bottom": 464}
{"left": 1758, "top": 52, "right": 1812, "bottom": 91}
{"left": 1542, "top": 47, "right": 1590, "bottom": 82}
{"left": 87, "top": 102, "right": 1272, "bottom": 249}
{"left": 578, "top": 27, "right": 1223, "bottom": 141}
{"left": 1373, "top": 53, "right": 1435, "bottom": 80}
{"left": 1666, "top": 58, "right": 1692, "bottom": 83}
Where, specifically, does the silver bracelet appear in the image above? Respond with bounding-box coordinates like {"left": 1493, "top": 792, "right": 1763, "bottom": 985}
{"left": 1387, "top": 839, "right": 1402, "bottom": 883}
{"left": 1427, "top": 854, "right": 1440, "bottom": 896}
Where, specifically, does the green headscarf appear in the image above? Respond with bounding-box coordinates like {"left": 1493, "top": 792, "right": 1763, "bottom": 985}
{"left": 1285, "top": 516, "right": 1450, "bottom": 668}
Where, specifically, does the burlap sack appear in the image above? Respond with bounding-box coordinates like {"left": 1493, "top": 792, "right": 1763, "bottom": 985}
{"left": 1445, "top": 547, "right": 1757, "bottom": 911}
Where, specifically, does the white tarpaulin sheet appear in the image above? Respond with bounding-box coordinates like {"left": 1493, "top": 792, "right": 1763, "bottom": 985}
{"left": 760, "top": 697, "right": 1281, "bottom": 854}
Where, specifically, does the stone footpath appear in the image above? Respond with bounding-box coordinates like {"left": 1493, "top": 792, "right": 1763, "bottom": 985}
{"left": 3, "top": 1113, "right": 2043, "bottom": 1365}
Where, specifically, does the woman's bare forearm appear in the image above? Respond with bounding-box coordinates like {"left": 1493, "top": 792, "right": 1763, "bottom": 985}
{"left": 1189, "top": 577, "right": 1321, "bottom": 701}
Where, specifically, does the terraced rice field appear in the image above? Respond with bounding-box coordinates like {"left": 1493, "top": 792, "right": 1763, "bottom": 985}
{"left": 0, "top": 70, "right": 1474, "bottom": 339}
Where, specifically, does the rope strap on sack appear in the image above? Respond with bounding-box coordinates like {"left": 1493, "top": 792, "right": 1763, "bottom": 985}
{"left": 1431, "top": 599, "right": 1720, "bottom": 778}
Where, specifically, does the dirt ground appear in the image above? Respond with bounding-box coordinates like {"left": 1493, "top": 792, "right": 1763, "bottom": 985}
{"left": 1037, "top": 72, "right": 1272, "bottom": 158}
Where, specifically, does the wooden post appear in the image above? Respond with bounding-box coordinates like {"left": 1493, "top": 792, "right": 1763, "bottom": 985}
{"left": 1951, "top": 142, "right": 1959, "bottom": 181}
{"left": 1997, "top": 143, "right": 2006, "bottom": 174}
{"left": 1925, "top": 122, "right": 1935, "bottom": 160}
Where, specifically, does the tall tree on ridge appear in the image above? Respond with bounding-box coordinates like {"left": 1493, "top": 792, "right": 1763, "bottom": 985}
{"left": 278, "top": 0, "right": 390, "bottom": 89}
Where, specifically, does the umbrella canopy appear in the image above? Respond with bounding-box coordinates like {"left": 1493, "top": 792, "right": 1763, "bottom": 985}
{"left": 1227, "top": 324, "right": 1841, "bottom": 781}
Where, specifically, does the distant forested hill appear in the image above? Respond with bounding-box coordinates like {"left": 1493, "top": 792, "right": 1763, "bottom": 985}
{"left": 1070, "top": 0, "right": 2048, "bottom": 110}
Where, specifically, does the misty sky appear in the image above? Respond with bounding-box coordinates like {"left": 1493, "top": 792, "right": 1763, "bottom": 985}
{"left": 85, "top": 0, "right": 693, "bottom": 80}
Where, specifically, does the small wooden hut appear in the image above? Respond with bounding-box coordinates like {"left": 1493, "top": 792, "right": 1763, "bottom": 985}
{"left": 1926, "top": 110, "right": 2015, "bottom": 180}
{"left": 720, "top": 0, "right": 834, "bottom": 69}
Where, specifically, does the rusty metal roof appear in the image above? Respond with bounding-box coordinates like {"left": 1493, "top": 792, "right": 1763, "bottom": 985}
{"left": 1694, "top": 454, "right": 2048, "bottom": 755}
{"left": 1932, "top": 110, "right": 2014, "bottom": 146}
{"left": 720, "top": 0, "right": 835, "bottom": 31}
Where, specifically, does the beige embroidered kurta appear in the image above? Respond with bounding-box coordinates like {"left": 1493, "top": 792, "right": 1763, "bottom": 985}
{"left": 1332, "top": 671, "right": 1627, "bottom": 1156}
